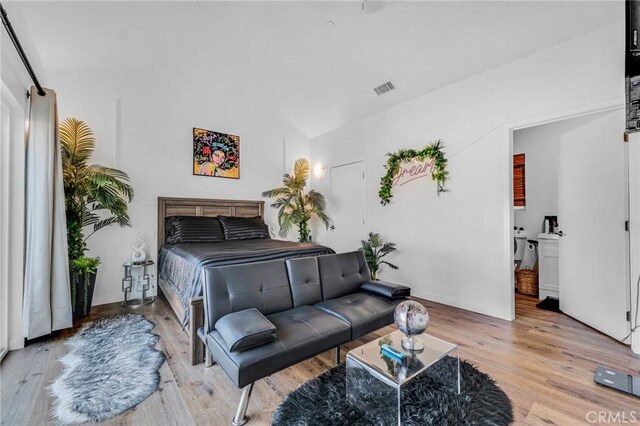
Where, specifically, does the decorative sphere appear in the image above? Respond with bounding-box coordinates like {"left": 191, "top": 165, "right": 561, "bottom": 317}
{"left": 394, "top": 300, "right": 429, "bottom": 337}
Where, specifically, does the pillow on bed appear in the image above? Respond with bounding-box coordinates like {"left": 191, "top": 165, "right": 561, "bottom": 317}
{"left": 165, "top": 216, "right": 225, "bottom": 244}
{"left": 218, "top": 216, "right": 270, "bottom": 240}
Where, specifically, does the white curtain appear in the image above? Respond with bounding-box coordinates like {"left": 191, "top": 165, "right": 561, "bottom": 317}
{"left": 23, "top": 86, "right": 72, "bottom": 339}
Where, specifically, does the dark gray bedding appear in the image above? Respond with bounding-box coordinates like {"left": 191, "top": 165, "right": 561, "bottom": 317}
{"left": 158, "top": 239, "right": 335, "bottom": 326}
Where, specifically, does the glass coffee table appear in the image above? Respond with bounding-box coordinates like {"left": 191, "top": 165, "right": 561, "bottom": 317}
{"left": 346, "top": 330, "right": 460, "bottom": 426}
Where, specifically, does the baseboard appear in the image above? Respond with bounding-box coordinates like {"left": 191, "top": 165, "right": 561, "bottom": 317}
{"left": 92, "top": 287, "right": 158, "bottom": 308}
{"left": 9, "top": 337, "right": 24, "bottom": 351}
{"left": 411, "top": 288, "right": 512, "bottom": 321}
{"left": 92, "top": 293, "right": 125, "bottom": 307}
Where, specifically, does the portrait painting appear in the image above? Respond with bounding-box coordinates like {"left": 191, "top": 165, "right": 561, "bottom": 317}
{"left": 193, "top": 128, "right": 240, "bottom": 179}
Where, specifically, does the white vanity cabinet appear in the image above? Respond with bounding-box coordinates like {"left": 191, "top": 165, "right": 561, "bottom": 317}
{"left": 538, "top": 234, "right": 559, "bottom": 300}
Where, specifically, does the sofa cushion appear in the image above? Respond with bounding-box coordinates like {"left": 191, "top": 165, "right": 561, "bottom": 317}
{"left": 317, "top": 251, "right": 372, "bottom": 300}
{"left": 202, "top": 259, "right": 293, "bottom": 331}
{"left": 315, "top": 292, "right": 403, "bottom": 340}
{"left": 361, "top": 280, "right": 411, "bottom": 299}
{"left": 215, "top": 308, "right": 276, "bottom": 352}
{"left": 285, "top": 257, "right": 323, "bottom": 307}
{"left": 206, "top": 306, "right": 351, "bottom": 388}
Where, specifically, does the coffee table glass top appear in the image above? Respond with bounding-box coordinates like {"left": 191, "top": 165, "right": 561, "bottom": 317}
{"left": 347, "top": 329, "right": 458, "bottom": 385}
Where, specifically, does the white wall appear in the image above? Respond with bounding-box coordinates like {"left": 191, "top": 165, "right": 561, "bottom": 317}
{"left": 513, "top": 121, "right": 568, "bottom": 238}
{"left": 310, "top": 23, "right": 625, "bottom": 321}
{"left": 48, "top": 68, "right": 310, "bottom": 306}
{"left": 513, "top": 128, "right": 558, "bottom": 238}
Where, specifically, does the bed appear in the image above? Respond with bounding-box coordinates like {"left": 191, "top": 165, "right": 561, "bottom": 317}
{"left": 156, "top": 197, "right": 335, "bottom": 365}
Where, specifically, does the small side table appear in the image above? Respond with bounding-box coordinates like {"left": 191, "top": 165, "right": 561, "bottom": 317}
{"left": 122, "top": 260, "right": 155, "bottom": 307}
{"left": 346, "top": 330, "right": 460, "bottom": 425}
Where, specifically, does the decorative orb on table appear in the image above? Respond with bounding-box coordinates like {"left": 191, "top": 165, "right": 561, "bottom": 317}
{"left": 394, "top": 300, "right": 429, "bottom": 352}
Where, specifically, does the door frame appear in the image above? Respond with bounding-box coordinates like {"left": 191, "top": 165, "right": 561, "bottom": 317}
{"left": 0, "top": 99, "right": 10, "bottom": 361}
{"left": 328, "top": 160, "right": 367, "bottom": 250}
{"left": 504, "top": 98, "right": 629, "bottom": 325}
{"left": 0, "top": 81, "right": 26, "bottom": 356}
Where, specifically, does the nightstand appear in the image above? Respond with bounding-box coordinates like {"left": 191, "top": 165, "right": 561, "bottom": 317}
{"left": 122, "top": 260, "right": 155, "bottom": 307}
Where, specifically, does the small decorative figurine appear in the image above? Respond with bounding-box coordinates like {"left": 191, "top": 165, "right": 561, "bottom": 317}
{"left": 131, "top": 234, "right": 147, "bottom": 264}
{"left": 394, "top": 300, "right": 429, "bottom": 352}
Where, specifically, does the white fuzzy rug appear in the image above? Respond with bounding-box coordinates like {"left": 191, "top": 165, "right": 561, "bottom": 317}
{"left": 50, "top": 314, "right": 165, "bottom": 424}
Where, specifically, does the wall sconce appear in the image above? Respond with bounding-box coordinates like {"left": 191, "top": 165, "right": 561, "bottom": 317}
{"left": 314, "top": 163, "right": 326, "bottom": 178}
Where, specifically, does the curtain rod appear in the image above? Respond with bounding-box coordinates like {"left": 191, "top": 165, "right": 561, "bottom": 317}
{"left": 0, "top": 2, "right": 45, "bottom": 96}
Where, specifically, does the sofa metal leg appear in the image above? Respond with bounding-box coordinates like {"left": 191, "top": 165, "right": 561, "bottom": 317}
{"left": 232, "top": 383, "right": 254, "bottom": 426}
{"left": 335, "top": 346, "right": 340, "bottom": 365}
{"left": 205, "top": 350, "right": 215, "bottom": 367}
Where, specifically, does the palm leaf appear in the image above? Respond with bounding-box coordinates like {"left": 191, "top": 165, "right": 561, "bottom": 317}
{"left": 60, "top": 118, "right": 95, "bottom": 170}
{"left": 379, "top": 242, "right": 397, "bottom": 256}
{"left": 368, "top": 232, "right": 382, "bottom": 248}
{"left": 360, "top": 233, "right": 398, "bottom": 279}
{"left": 308, "top": 206, "right": 330, "bottom": 228}
{"left": 278, "top": 213, "right": 295, "bottom": 238}
{"left": 305, "top": 190, "right": 327, "bottom": 211}
{"left": 94, "top": 216, "right": 126, "bottom": 232}
{"left": 290, "top": 158, "right": 309, "bottom": 189}
{"left": 271, "top": 196, "right": 291, "bottom": 210}
{"left": 81, "top": 209, "right": 100, "bottom": 228}
{"left": 61, "top": 117, "right": 134, "bottom": 260}
{"left": 281, "top": 173, "right": 295, "bottom": 188}
{"left": 86, "top": 165, "right": 134, "bottom": 202}
{"left": 380, "top": 260, "right": 399, "bottom": 270}
{"left": 262, "top": 187, "right": 292, "bottom": 198}
{"left": 262, "top": 157, "right": 329, "bottom": 240}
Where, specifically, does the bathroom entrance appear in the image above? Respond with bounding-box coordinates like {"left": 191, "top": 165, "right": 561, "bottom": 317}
{"left": 510, "top": 108, "right": 631, "bottom": 343}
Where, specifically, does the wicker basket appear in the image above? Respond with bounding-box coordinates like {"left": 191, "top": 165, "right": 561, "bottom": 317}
{"left": 516, "top": 269, "right": 538, "bottom": 296}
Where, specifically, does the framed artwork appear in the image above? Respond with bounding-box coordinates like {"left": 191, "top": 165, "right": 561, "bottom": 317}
{"left": 193, "top": 128, "right": 240, "bottom": 179}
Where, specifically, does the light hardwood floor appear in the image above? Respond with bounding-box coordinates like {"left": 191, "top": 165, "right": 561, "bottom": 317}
{"left": 1, "top": 294, "right": 638, "bottom": 425}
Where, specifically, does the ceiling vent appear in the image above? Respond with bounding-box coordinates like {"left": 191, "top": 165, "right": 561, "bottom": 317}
{"left": 373, "top": 81, "right": 395, "bottom": 96}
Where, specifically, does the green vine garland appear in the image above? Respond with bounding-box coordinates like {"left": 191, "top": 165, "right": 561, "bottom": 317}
{"left": 379, "top": 140, "right": 448, "bottom": 205}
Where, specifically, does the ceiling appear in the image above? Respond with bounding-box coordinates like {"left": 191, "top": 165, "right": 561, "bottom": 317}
{"left": 5, "top": 1, "right": 624, "bottom": 137}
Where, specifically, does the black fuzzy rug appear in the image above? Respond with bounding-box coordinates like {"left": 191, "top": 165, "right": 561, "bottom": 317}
{"left": 273, "top": 357, "right": 512, "bottom": 425}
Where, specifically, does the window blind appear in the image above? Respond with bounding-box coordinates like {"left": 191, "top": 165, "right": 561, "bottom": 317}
{"left": 513, "top": 154, "right": 526, "bottom": 207}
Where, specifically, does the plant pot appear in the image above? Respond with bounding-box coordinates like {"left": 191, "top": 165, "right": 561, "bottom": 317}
{"left": 71, "top": 269, "right": 97, "bottom": 320}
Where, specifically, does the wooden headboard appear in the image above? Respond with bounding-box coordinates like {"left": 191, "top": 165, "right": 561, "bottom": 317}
{"left": 157, "top": 197, "right": 265, "bottom": 247}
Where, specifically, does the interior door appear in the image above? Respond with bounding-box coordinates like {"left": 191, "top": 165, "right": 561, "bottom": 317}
{"left": 328, "top": 161, "right": 366, "bottom": 253}
{"left": 558, "top": 109, "right": 630, "bottom": 341}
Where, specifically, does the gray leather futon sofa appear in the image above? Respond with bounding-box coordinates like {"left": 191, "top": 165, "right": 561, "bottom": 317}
{"left": 198, "top": 250, "right": 411, "bottom": 425}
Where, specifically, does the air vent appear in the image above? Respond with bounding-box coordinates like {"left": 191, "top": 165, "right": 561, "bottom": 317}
{"left": 373, "top": 81, "right": 395, "bottom": 96}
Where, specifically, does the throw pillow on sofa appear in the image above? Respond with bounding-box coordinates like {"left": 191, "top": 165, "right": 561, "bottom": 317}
{"left": 215, "top": 308, "right": 276, "bottom": 352}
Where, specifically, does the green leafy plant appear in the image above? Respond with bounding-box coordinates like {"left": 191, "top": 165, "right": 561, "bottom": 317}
{"left": 61, "top": 118, "right": 133, "bottom": 305}
{"left": 70, "top": 257, "right": 101, "bottom": 275}
{"left": 360, "top": 232, "right": 398, "bottom": 280}
{"left": 70, "top": 257, "right": 101, "bottom": 314}
{"left": 379, "top": 140, "right": 448, "bottom": 205}
{"left": 262, "top": 158, "right": 330, "bottom": 243}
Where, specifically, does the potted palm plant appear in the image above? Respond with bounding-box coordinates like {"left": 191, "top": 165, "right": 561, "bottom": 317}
{"left": 360, "top": 232, "right": 398, "bottom": 280}
{"left": 262, "top": 158, "right": 330, "bottom": 242}
{"left": 61, "top": 118, "right": 134, "bottom": 319}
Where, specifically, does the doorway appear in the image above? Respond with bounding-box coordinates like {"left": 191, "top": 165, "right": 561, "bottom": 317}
{"left": 510, "top": 108, "right": 631, "bottom": 343}
{"left": 328, "top": 161, "right": 366, "bottom": 253}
